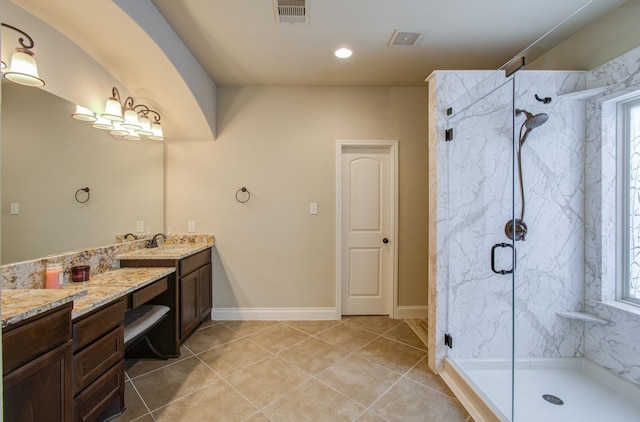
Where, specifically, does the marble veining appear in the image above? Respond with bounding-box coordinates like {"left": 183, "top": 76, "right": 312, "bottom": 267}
{"left": 583, "top": 45, "right": 640, "bottom": 385}
{"left": 430, "top": 70, "right": 588, "bottom": 369}
{"left": 2, "top": 289, "right": 86, "bottom": 327}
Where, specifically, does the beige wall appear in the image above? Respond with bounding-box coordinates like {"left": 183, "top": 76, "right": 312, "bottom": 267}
{"left": 166, "top": 86, "right": 428, "bottom": 310}
{"left": 528, "top": 1, "right": 640, "bottom": 71}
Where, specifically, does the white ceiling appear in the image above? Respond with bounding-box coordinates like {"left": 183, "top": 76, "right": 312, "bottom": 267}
{"left": 151, "top": 0, "right": 625, "bottom": 87}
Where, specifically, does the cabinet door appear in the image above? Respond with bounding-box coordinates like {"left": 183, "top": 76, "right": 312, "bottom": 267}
{"left": 199, "top": 263, "right": 212, "bottom": 321}
{"left": 4, "top": 341, "right": 72, "bottom": 422}
{"left": 180, "top": 270, "right": 200, "bottom": 339}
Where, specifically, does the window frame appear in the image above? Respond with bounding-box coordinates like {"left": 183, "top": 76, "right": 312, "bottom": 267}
{"left": 618, "top": 97, "right": 640, "bottom": 306}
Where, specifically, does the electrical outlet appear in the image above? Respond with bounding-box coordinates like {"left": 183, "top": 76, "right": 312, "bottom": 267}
{"left": 136, "top": 220, "right": 144, "bottom": 233}
{"left": 188, "top": 221, "right": 196, "bottom": 233}
{"left": 10, "top": 203, "right": 19, "bottom": 215}
{"left": 309, "top": 202, "right": 318, "bottom": 215}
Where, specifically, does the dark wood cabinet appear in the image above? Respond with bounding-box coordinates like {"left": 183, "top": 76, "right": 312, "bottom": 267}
{"left": 3, "top": 303, "right": 73, "bottom": 422}
{"left": 180, "top": 262, "right": 212, "bottom": 339}
{"left": 199, "top": 263, "right": 213, "bottom": 321}
{"left": 120, "top": 247, "right": 213, "bottom": 343}
{"left": 72, "top": 299, "right": 125, "bottom": 422}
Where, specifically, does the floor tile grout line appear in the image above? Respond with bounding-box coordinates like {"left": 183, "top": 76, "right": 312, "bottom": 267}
{"left": 127, "top": 374, "right": 157, "bottom": 421}
{"left": 126, "top": 353, "right": 198, "bottom": 381}
{"left": 196, "top": 348, "right": 315, "bottom": 415}
{"left": 125, "top": 317, "right": 439, "bottom": 420}
{"left": 359, "top": 346, "right": 430, "bottom": 417}
{"left": 408, "top": 355, "right": 460, "bottom": 400}
{"left": 140, "top": 377, "right": 221, "bottom": 415}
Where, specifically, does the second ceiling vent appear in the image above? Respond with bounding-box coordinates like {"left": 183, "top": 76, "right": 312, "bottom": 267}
{"left": 273, "top": 0, "right": 309, "bottom": 24}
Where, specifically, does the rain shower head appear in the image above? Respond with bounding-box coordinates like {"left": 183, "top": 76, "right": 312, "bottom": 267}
{"left": 516, "top": 108, "right": 549, "bottom": 130}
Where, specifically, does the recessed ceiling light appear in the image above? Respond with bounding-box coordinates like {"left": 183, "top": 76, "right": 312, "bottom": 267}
{"left": 334, "top": 48, "right": 352, "bottom": 59}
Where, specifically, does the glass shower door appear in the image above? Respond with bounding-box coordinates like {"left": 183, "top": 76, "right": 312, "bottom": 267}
{"left": 445, "top": 72, "right": 517, "bottom": 420}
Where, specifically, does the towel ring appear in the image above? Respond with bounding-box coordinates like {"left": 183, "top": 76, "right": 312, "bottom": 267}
{"left": 235, "top": 187, "right": 250, "bottom": 203}
{"left": 75, "top": 187, "right": 90, "bottom": 203}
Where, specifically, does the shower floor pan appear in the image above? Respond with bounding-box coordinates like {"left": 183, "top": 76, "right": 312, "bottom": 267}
{"left": 441, "top": 357, "right": 640, "bottom": 422}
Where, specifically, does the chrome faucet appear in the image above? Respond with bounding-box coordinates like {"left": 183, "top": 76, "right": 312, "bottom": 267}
{"left": 147, "top": 233, "right": 166, "bottom": 248}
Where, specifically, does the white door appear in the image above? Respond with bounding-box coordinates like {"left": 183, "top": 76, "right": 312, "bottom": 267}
{"left": 339, "top": 143, "right": 396, "bottom": 316}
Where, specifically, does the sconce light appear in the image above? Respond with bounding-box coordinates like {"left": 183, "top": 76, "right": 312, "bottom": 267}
{"left": 1, "top": 23, "right": 45, "bottom": 87}
{"left": 71, "top": 87, "right": 166, "bottom": 141}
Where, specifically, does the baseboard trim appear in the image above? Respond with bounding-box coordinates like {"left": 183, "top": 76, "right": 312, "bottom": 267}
{"left": 211, "top": 307, "right": 340, "bottom": 321}
{"left": 396, "top": 305, "right": 428, "bottom": 319}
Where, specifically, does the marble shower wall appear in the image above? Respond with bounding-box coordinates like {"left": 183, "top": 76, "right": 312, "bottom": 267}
{"left": 429, "top": 70, "right": 588, "bottom": 370}
{"left": 427, "top": 70, "right": 499, "bottom": 371}
{"left": 584, "top": 45, "right": 640, "bottom": 385}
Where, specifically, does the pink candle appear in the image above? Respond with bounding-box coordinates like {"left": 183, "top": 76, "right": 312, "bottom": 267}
{"left": 45, "top": 263, "right": 63, "bottom": 289}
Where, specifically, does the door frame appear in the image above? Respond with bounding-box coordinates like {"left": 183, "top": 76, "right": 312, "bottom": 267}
{"left": 335, "top": 139, "right": 399, "bottom": 319}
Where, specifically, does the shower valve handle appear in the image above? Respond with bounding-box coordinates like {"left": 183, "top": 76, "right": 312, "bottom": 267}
{"left": 491, "top": 242, "right": 515, "bottom": 275}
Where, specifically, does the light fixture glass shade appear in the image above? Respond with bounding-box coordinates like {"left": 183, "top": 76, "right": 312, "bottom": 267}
{"left": 109, "top": 122, "right": 129, "bottom": 136}
{"left": 102, "top": 97, "right": 124, "bottom": 122}
{"left": 148, "top": 122, "right": 165, "bottom": 141}
{"left": 3, "top": 49, "right": 45, "bottom": 87}
{"left": 121, "top": 108, "right": 141, "bottom": 129}
{"left": 124, "top": 129, "right": 141, "bottom": 141}
{"left": 71, "top": 105, "right": 97, "bottom": 122}
{"left": 92, "top": 115, "right": 114, "bottom": 130}
{"left": 136, "top": 115, "right": 153, "bottom": 136}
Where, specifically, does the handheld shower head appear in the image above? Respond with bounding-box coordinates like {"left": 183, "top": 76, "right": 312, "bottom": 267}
{"left": 516, "top": 108, "right": 549, "bottom": 130}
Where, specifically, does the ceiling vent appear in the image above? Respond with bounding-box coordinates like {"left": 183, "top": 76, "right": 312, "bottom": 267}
{"left": 387, "top": 30, "right": 422, "bottom": 47}
{"left": 273, "top": 0, "right": 309, "bottom": 24}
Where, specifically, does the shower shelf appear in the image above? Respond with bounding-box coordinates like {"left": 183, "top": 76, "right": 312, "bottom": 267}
{"left": 556, "top": 311, "right": 610, "bottom": 324}
{"left": 557, "top": 86, "right": 608, "bottom": 101}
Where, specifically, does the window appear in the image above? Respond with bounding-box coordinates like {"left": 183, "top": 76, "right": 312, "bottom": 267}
{"left": 620, "top": 98, "right": 640, "bottom": 305}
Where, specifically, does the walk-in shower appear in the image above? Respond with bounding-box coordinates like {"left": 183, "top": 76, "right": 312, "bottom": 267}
{"left": 428, "top": 62, "right": 640, "bottom": 421}
{"left": 504, "top": 109, "right": 548, "bottom": 241}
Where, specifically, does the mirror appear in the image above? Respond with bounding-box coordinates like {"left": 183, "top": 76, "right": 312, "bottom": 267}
{"left": 1, "top": 82, "right": 164, "bottom": 264}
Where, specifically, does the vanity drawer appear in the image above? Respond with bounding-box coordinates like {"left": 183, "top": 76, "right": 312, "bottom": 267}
{"left": 180, "top": 249, "right": 211, "bottom": 275}
{"left": 73, "top": 325, "right": 124, "bottom": 394}
{"left": 73, "top": 299, "right": 125, "bottom": 352}
{"left": 3, "top": 303, "right": 72, "bottom": 375}
{"left": 74, "top": 359, "right": 124, "bottom": 422}
{"left": 132, "top": 276, "right": 168, "bottom": 308}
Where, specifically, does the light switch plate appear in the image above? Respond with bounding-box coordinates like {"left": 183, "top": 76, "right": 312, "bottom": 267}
{"left": 310, "top": 202, "right": 318, "bottom": 215}
{"left": 188, "top": 221, "right": 196, "bottom": 233}
{"left": 10, "top": 203, "right": 19, "bottom": 215}
{"left": 136, "top": 220, "right": 144, "bottom": 233}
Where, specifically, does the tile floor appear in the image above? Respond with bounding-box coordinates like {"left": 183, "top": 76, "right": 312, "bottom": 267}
{"left": 116, "top": 316, "right": 472, "bottom": 422}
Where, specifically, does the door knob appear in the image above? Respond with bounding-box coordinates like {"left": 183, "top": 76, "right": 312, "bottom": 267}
{"left": 382, "top": 238, "right": 389, "bottom": 244}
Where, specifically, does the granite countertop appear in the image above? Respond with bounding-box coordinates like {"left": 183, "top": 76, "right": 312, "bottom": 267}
{"left": 61, "top": 267, "right": 175, "bottom": 319}
{"left": 1, "top": 288, "right": 86, "bottom": 328}
{"left": 116, "top": 242, "right": 213, "bottom": 260}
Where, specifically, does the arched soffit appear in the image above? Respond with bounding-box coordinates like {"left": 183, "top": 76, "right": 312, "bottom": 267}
{"left": 7, "top": 0, "right": 216, "bottom": 141}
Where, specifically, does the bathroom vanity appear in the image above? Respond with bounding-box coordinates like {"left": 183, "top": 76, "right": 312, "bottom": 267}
{"left": 117, "top": 245, "right": 213, "bottom": 342}
{"left": 1, "top": 238, "right": 214, "bottom": 421}
{"left": 2, "top": 298, "right": 75, "bottom": 421}
{"left": 2, "top": 267, "right": 176, "bottom": 421}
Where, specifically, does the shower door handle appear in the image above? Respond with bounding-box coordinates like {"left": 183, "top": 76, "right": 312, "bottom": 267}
{"left": 491, "top": 243, "right": 515, "bottom": 275}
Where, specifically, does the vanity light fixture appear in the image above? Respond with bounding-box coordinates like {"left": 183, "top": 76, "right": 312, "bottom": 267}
{"left": 71, "top": 105, "right": 97, "bottom": 122}
{"left": 72, "top": 87, "right": 166, "bottom": 141}
{"left": 1, "top": 23, "right": 45, "bottom": 87}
